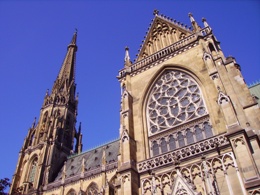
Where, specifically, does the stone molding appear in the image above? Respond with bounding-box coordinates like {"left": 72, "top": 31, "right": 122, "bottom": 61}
{"left": 137, "top": 133, "right": 228, "bottom": 173}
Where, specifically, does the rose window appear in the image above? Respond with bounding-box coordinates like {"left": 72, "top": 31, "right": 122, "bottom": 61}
{"left": 147, "top": 70, "right": 207, "bottom": 135}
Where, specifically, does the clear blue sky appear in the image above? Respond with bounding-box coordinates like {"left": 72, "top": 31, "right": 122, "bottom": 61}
{"left": 0, "top": 0, "right": 259, "bottom": 186}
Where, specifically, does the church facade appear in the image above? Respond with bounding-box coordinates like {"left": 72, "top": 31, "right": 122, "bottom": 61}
{"left": 10, "top": 11, "right": 260, "bottom": 195}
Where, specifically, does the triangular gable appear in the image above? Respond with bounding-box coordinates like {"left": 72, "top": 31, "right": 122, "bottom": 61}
{"left": 171, "top": 170, "right": 200, "bottom": 195}
{"left": 136, "top": 14, "right": 192, "bottom": 62}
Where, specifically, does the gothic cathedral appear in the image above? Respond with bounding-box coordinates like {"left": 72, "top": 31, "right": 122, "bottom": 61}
{"left": 10, "top": 11, "right": 260, "bottom": 195}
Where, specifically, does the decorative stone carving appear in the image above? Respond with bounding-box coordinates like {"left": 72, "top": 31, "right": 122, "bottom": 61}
{"left": 147, "top": 70, "right": 207, "bottom": 135}
{"left": 121, "top": 129, "right": 129, "bottom": 143}
{"left": 141, "top": 152, "right": 237, "bottom": 195}
{"left": 138, "top": 134, "right": 228, "bottom": 173}
{"left": 217, "top": 91, "right": 230, "bottom": 105}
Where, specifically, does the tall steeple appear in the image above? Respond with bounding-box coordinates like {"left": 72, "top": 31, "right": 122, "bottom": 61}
{"left": 52, "top": 31, "right": 77, "bottom": 96}
{"left": 10, "top": 32, "right": 81, "bottom": 195}
{"left": 43, "top": 31, "right": 78, "bottom": 114}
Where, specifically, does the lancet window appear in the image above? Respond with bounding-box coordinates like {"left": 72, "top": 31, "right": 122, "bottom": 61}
{"left": 28, "top": 157, "right": 38, "bottom": 184}
{"left": 146, "top": 70, "right": 213, "bottom": 157}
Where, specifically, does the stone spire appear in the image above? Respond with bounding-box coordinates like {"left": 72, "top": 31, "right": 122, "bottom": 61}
{"left": 75, "top": 122, "right": 83, "bottom": 154}
{"left": 52, "top": 31, "right": 78, "bottom": 95}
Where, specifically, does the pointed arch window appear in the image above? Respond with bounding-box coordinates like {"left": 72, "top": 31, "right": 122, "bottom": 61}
{"left": 195, "top": 125, "right": 203, "bottom": 141}
{"left": 169, "top": 135, "right": 176, "bottom": 150}
{"left": 177, "top": 132, "right": 185, "bottom": 148}
{"left": 86, "top": 183, "right": 99, "bottom": 195}
{"left": 147, "top": 70, "right": 207, "bottom": 135}
{"left": 160, "top": 138, "right": 168, "bottom": 153}
{"left": 28, "top": 158, "right": 38, "bottom": 184}
{"left": 204, "top": 122, "right": 213, "bottom": 138}
{"left": 67, "top": 189, "right": 77, "bottom": 195}
{"left": 152, "top": 141, "right": 159, "bottom": 156}
{"left": 186, "top": 129, "right": 194, "bottom": 145}
{"left": 43, "top": 111, "right": 48, "bottom": 123}
{"left": 146, "top": 70, "right": 213, "bottom": 157}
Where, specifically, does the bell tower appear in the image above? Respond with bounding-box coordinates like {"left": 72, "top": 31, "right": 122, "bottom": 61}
{"left": 10, "top": 32, "right": 82, "bottom": 195}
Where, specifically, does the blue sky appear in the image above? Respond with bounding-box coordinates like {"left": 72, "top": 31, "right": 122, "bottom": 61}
{"left": 0, "top": 0, "right": 259, "bottom": 186}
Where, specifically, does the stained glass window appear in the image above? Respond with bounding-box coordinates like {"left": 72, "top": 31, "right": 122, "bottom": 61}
{"left": 204, "top": 122, "right": 213, "bottom": 138}
{"left": 161, "top": 138, "right": 168, "bottom": 153}
{"left": 152, "top": 141, "right": 159, "bottom": 156}
{"left": 28, "top": 158, "right": 37, "bottom": 184}
{"left": 169, "top": 135, "right": 176, "bottom": 150}
{"left": 195, "top": 126, "right": 203, "bottom": 141}
{"left": 147, "top": 70, "right": 213, "bottom": 157}
{"left": 177, "top": 132, "right": 185, "bottom": 148}
{"left": 186, "top": 129, "right": 194, "bottom": 145}
{"left": 147, "top": 70, "right": 207, "bottom": 135}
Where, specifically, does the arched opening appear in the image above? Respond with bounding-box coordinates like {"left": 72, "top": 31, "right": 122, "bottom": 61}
{"left": 152, "top": 141, "right": 159, "bottom": 156}
{"left": 146, "top": 69, "right": 212, "bottom": 157}
{"left": 86, "top": 182, "right": 99, "bottom": 195}
{"left": 66, "top": 189, "right": 77, "bottom": 195}
{"left": 28, "top": 157, "right": 38, "bottom": 189}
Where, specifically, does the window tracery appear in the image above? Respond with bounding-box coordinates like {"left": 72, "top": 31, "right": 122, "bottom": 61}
{"left": 86, "top": 183, "right": 99, "bottom": 195}
{"left": 28, "top": 158, "right": 38, "bottom": 184}
{"left": 147, "top": 70, "right": 213, "bottom": 157}
{"left": 147, "top": 70, "right": 207, "bottom": 134}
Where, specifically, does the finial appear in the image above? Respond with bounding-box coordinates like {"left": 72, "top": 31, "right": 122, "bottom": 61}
{"left": 188, "top": 12, "right": 200, "bottom": 32}
{"left": 124, "top": 46, "right": 132, "bottom": 67}
{"left": 68, "top": 30, "right": 77, "bottom": 49}
{"left": 188, "top": 12, "right": 195, "bottom": 22}
{"left": 202, "top": 17, "right": 210, "bottom": 29}
{"left": 153, "top": 9, "right": 159, "bottom": 16}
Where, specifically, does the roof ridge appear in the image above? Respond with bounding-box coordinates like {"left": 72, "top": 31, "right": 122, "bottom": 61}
{"left": 68, "top": 137, "right": 119, "bottom": 159}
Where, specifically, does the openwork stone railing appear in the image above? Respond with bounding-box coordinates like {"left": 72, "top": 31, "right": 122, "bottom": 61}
{"left": 118, "top": 27, "right": 211, "bottom": 79}
{"left": 137, "top": 134, "right": 228, "bottom": 173}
